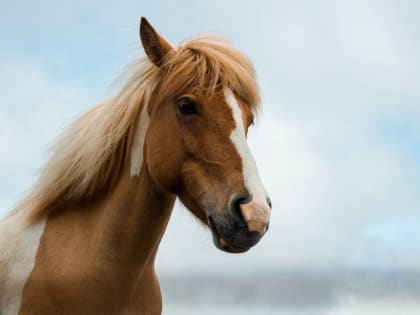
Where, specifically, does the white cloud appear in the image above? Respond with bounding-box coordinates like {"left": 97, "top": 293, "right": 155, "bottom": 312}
{"left": 0, "top": 59, "right": 97, "bottom": 213}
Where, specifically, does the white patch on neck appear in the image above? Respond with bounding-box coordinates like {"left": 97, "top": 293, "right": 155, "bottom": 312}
{"left": 130, "top": 104, "right": 150, "bottom": 176}
{"left": 224, "top": 88, "right": 267, "bottom": 203}
{"left": 0, "top": 212, "right": 46, "bottom": 314}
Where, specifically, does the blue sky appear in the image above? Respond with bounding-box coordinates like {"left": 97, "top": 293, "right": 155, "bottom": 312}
{"left": 0, "top": 0, "right": 419, "bottom": 274}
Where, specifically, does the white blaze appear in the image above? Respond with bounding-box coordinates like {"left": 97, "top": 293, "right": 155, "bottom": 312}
{"left": 0, "top": 212, "right": 46, "bottom": 314}
{"left": 224, "top": 88, "right": 268, "bottom": 205}
{"left": 130, "top": 104, "right": 150, "bottom": 176}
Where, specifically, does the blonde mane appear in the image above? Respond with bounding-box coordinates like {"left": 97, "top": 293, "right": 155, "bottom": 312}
{"left": 15, "top": 34, "right": 260, "bottom": 222}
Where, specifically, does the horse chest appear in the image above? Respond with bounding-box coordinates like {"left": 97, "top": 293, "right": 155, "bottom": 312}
{"left": 0, "top": 213, "right": 161, "bottom": 314}
{"left": 18, "top": 261, "right": 162, "bottom": 314}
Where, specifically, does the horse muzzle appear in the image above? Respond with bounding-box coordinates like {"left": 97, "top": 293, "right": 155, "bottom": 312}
{"left": 207, "top": 195, "right": 271, "bottom": 253}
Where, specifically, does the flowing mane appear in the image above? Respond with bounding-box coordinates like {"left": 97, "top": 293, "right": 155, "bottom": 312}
{"left": 15, "top": 34, "right": 260, "bottom": 222}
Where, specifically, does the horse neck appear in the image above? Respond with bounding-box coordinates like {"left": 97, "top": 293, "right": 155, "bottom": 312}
{"left": 90, "top": 162, "right": 176, "bottom": 271}
{"left": 40, "top": 160, "right": 176, "bottom": 281}
{"left": 16, "top": 162, "right": 176, "bottom": 312}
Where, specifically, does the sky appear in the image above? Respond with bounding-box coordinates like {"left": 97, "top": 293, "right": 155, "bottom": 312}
{"left": 0, "top": 0, "right": 419, "bottom": 277}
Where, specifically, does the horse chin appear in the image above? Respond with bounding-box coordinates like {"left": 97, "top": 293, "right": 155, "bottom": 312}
{"left": 214, "top": 237, "right": 250, "bottom": 254}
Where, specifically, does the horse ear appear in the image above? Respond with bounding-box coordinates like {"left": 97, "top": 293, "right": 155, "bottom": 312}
{"left": 140, "top": 17, "right": 173, "bottom": 67}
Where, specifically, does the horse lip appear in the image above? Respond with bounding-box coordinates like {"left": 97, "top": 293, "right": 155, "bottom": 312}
{"left": 207, "top": 216, "right": 249, "bottom": 254}
{"left": 218, "top": 238, "right": 249, "bottom": 253}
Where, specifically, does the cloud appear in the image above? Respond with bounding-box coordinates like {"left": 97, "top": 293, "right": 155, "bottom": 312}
{"left": 0, "top": 59, "right": 97, "bottom": 213}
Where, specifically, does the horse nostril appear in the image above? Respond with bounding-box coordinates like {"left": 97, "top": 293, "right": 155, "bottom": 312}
{"left": 267, "top": 197, "right": 272, "bottom": 209}
{"left": 229, "top": 194, "right": 250, "bottom": 228}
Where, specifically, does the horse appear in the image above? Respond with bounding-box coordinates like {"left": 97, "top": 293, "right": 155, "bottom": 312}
{"left": 0, "top": 17, "right": 271, "bottom": 314}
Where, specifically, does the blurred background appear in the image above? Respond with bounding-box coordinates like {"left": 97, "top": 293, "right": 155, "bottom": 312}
{"left": 1, "top": 0, "right": 419, "bottom": 314}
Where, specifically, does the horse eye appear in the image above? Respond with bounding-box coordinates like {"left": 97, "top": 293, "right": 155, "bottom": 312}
{"left": 177, "top": 98, "right": 197, "bottom": 116}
